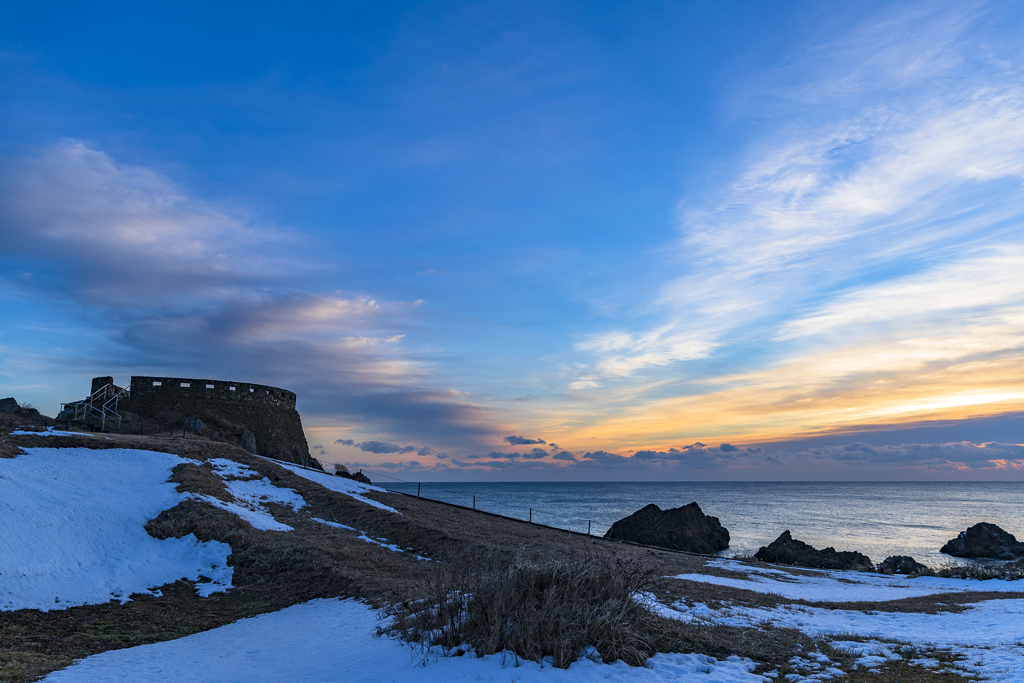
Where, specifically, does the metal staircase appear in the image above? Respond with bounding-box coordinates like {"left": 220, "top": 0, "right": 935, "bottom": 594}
{"left": 60, "top": 383, "right": 129, "bottom": 431}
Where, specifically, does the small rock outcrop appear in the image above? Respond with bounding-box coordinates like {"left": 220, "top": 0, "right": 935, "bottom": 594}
{"left": 0, "top": 397, "right": 50, "bottom": 429}
{"left": 755, "top": 530, "right": 873, "bottom": 570}
{"left": 602, "top": 502, "right": 729, "bottom": 553}
{"left": 940, "top": 523, "right": 1024, "bottom": 560}
{"left": 1, "top": 397, "right": 41, "bottom": 420}
{"left": 334, "top": 464, "right": 372, "bottom": 486}
{"left": 879, "top": 555, "right": 932, "bottom": 576}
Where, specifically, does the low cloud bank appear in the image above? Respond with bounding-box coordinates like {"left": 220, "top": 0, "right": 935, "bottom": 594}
{"left": 504, "top": 435, "right": 546, "bottom": 445}
{"left": 334, "top": 439, "right": 446, "bottom": 459}
{"left": 341, "top": 440, "right": 1024, "bottom": 480}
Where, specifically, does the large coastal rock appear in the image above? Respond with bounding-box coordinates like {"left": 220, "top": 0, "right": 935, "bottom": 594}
{"left": 603, "top": 502, "right": 729, "bottom": 553}
{"left": 940, "top": 523, "right": 1024, "bottom": 560}
{"left": 755, "top": 530, "right": 873, "bottom": 570}
{"left": 879, "top": 555, "right": 932, "bottom": 576}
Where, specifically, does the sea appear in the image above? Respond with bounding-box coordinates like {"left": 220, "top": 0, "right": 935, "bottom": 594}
{"left": 379, "top": 481, "right": 1024, "bottom": 567}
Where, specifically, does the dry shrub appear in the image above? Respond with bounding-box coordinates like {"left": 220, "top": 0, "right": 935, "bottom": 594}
{"left": 381, "top": 550, "right": 656, "bottom": 668}
{"left": 0, "top": 441, "right": 24, "bottom": 458}
{"left": 935, "top": 561, "right": 1024, "bottom": 581}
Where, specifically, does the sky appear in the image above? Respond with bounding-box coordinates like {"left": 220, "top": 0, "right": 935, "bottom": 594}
{"left": 1, "top": 0, "right": 1023, "bottom": 481}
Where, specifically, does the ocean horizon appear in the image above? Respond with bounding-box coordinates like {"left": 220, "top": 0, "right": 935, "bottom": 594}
{"left": 379, "top": 480, "right": 1024, "bottom": 568}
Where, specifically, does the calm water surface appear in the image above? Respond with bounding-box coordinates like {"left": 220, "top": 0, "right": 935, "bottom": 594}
{"left": 380, "top": 481, "right": 1024, "bottom": 567}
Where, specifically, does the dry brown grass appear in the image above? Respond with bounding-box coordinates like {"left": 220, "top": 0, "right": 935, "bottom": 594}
{"left": 0, "top": 431, "right": 1017, "bottom": 682}
{"left": 0, "top": 433, "right": 442, "bottom": 681}
{"left": 382, "top": 550, "right": 657, "bottom": 668}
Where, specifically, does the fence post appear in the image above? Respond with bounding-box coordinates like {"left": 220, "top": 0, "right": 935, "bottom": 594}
{"left": 417, "top": 483, "right": 421, "bottom": 498}
{"left": 588, "top": 520, "right": 591, "bottom": 535}
{"left": 529, "top": 508, "right": 532, "bottom": 523}
{"left": 472, "top": 494, "right": 475, "bottom": 510}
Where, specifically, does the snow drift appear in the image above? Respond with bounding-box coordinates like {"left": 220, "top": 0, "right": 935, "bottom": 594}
{"left": 0, "top": 447, "right": 233, "bottom": 611}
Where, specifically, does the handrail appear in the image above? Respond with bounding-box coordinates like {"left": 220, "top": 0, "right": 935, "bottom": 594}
{"left": 60, "top": 382, "right": 129, "bottom": 430}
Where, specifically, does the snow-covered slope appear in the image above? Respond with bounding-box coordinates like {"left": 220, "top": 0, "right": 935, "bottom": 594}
{"left": 666, "top": 559, "right": 1024, "bottom": 682}
{"left": 0, "top": 447, "right": 233, "bottom": 611}
{"left": 187, "top": 458, "right": 306, "bottom": 531}
{"left": 263, "top": 457, "right": 398, "bottom": 512}
{"left": 41, "top": 598, "right": 764, "bottom": 683}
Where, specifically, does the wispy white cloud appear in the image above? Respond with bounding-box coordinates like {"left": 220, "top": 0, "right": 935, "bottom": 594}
{"left": 778, "top": 247, "right": 1024, "bottom": 343}
{"left": 571, "top": 0, "right": 1024, "bottom": 421}
{"left": 0, "top": 141, "right": 293, "bottom": 305}
{"left": 0, "top": 141, "right": 503, "bottom": 448}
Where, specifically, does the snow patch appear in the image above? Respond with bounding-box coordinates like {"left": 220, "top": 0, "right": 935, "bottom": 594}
{"left": 0, "top": 447, "right": 232, "bottom": 611}
{"left": 356, "top": 532, "right": 402, "bottom": 552}
{"left": 829, "top": 640, "right": 902, "bottom": 669}
{"left": 9, "top": 427, "right": 94, "bottom": 437}
{"left": 187, "top": 458, "right": 306, "bottom": 532}
{"left": 187, "top": 494, "right": 293, "bottom": 532}
{"left": 673, "top": 558, "right": 1024, "bottom": 602}
{"left": 662, "top": 594, "right": 1024, "bottom": 682}
{"left": 41, "top": 598, "right": 765, "bottom": 682}
{"left": 262, "top": 457, "right": 398, "bottom": 513}
{"left": 310, "top": 517, "right": 429, "bottom": 560}
{"left": 207, "top": 458, "right": 258, "bottom": 479}
{"left": 310, "top": 516, "right": 353, "bottom": 530}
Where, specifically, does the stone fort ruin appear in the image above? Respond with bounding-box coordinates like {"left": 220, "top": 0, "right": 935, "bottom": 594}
{"left": 61, "top": 375, "right": 316, "bottom": 467}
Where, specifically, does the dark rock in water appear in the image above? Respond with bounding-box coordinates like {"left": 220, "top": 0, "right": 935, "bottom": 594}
{"left": 755, "top": 530, "right": 873, "bottom": 570}
{"left": 940, "top": 523, "right": 1024, "bottom": 560}
{"left": 602, "top": 502, "right": 729, "bottom": 553}
{"left": 879, "top": 555, "right": 932, "bottom": 576}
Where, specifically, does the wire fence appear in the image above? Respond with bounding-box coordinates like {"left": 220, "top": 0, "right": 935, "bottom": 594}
{"left": 364, "top": 470, "right": 605, "bottom": 537}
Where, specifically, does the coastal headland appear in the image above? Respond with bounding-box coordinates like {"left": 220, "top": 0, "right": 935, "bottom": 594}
{"left": 2, "top": 419, "right": 1024, "bottom": 682}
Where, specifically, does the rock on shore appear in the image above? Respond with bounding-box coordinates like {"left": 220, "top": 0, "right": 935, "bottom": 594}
{"left": 940, "top": 522, "right": 1024, "bottom": 560}
{"left": 755, "top": 530, "right": 873, "bottom": 570}
{"left": 603, "top": 502, "right": 729, "bottom": 553}
{"left": 879, "top": 555, "right": 932, "bottom": 576}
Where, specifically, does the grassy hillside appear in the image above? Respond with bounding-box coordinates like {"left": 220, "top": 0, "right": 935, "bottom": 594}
{"left": 1, "top": 428, "right": 1014, "bottom": 682}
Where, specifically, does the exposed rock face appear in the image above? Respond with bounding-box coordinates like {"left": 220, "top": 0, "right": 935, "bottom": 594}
{"left": 240, "top": 428, "right": 258, "bottom": 454}
{"left": 602, "top": 502, "right": 729, "bottom": 553}
{"left": 0, "top": 397, "right": 47, "bottom": 424}
{"left": 337, "top": 469, "right": 372, "bottom": 485}
{"left": 879, "top": 555, "right": 932, "bottom": 576}
{"left": 940, "top": 523, "right": 1024, "bottom": 560}
{"left": 755, "top": 530, "right": 873, "bottom": 570}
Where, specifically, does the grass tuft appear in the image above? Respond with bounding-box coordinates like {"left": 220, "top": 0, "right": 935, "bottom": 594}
{"left": 380, "top": 551, "right": 657, "bottom": 668}
{"left": 935, "top": 562, "right": 1024, "bottom": 581}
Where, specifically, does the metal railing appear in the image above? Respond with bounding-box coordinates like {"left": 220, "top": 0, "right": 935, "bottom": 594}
{"left": 60, "top": 383, "right": 129, "bottom": 431}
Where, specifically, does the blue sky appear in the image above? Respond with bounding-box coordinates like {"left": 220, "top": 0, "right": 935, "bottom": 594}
{"left": 2, "top": 1, "right": 1023, "bottom": 480}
